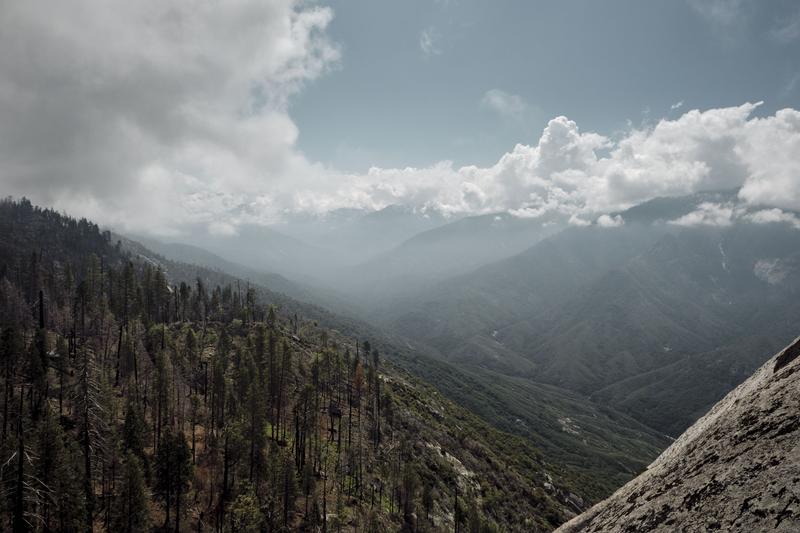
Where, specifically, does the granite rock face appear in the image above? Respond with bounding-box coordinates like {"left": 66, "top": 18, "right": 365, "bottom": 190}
{"left": 556, "top": 336, "right": 800, "bottom": 533}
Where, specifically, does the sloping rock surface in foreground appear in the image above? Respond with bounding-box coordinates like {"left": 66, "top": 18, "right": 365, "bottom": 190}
{"left": 557, "top": 336, "right": 800, "bottom": 532}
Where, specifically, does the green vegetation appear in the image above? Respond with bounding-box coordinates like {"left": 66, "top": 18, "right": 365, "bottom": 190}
{"left": 0, "top": 198, "right": 597, "bottom": 531}
{"left": 376, "top": 195, "right": 800, "bottom": 437}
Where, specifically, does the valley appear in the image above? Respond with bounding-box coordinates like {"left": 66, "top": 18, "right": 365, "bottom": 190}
{"left": 4, "top": 2, "right": 800, "bottom": 530}
{"left": 136, "top": 190, "right": 800, "bottom": 508}
{"left": 147, "top": 191, "right": 800, "bottom": 441}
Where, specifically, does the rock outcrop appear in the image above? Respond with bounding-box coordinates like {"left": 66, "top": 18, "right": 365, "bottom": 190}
{"left": 557, "top": 336, "right": 800, "bottom": 532}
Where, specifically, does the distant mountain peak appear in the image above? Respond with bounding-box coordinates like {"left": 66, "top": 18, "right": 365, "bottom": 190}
{"left": 616, "top": 189, "right": 741, "bottom": 224}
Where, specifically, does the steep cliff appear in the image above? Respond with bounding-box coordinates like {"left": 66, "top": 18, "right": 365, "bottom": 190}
{"left": 557, "top": 336, "right": 800, "bottom": 532}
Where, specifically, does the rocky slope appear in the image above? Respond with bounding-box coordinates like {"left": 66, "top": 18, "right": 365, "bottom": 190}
{"left": 556, "top": 336, "right": 800, "bottom": 532}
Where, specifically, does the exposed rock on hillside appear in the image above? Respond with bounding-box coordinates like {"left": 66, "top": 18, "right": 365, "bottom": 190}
{"left": 556, "top": 336, "right": 800, "bottom": 532}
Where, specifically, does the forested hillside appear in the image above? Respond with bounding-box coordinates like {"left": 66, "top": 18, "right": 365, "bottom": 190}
{"left": 128, "top": 221, "right": 670, "bottom": 502}
{"left": 0, "top": 198, "right": 588, "bottom": 532}
{"left": 375, "top": 193, "right": 800, "bottom": 436}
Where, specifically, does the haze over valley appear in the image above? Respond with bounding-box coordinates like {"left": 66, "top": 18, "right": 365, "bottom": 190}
{"left": 1, "top": 1, "right": 800, "bottom": 531}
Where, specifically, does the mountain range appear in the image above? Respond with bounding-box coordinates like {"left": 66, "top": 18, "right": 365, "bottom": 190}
{"left": 122, "top": 189, "right": 800, "bottom": 529}
{"left": 140, "top": 190, "right": 800, "bottom": 442}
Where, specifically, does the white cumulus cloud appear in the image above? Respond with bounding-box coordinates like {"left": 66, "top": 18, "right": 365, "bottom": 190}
{"left": 1, "top": 1, "right": 799, "bottom": 239}
{"left": 597, "top": 214, "right": 625, "bottom": 228}
{"left": 329, "top": 102, "right": 799, "bottom": 223}
{"left": 743, "top": 208, "right": 800, "bottom": 229}
{"left": 669, "top": 203, "right": 735, "bottom": 227}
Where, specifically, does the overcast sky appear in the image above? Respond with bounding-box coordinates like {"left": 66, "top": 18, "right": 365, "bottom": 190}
{"left": 1, "top": 0, "right": 799, "bottom": 236}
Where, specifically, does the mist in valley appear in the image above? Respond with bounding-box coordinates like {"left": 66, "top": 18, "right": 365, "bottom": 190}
{"left": 1, "top": 1, "right": 800, "bottom": 531}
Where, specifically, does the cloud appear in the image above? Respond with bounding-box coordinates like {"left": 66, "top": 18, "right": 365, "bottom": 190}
{"left": 482, "top": 89, "right": 528, "bottom": 118}
{"left": 669, "top": 205, "right": 800, "bottom": 231}
{"left": 771, "top": 11, "right": 800, "bottom": 43}
{"left": 736, "top": 108, "right": 800, "bottom": 212}
{"left": 754, "top": 259, "right": 789, "bottom": 285}
{"left": 0, "top": 0, "right": 339, "bottom": 236}
{"left": 332, "top": 103, "right": 799, "bottom": 221}
{"left": 597, "top": 214, "right": 625, "bottom": 228}
{"left": 669, "top": 202, "right": 735, "bottom": 227}
{"left": 687, "top": 0, "right": 746, "bottom": 27}
{"left": 568, "top": 215, "right": 592, "bottom": 227}
{"left": 671, "top": 101, "right": 684, "bottom": 110}
{"left": 419, "top": 27, "right": 442, "bottom": 57}
{"left": 1, "top": 2, "right": 799, "bottom": 238}
{"left": 743, "top": 208, "right": 800, "bottom": 229}
{"left": 208, "top": 220, "right": 239, "bottom": 237}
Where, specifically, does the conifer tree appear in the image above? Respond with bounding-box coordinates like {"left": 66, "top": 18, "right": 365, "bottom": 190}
{"left": 155, "top": 429, "right": 193, "bottom": 531}
{"left": 112, "top": 452, "right": 149, "bottom": 533}
{"left": 122, "top": 393, "right": 147, "bottom": 465}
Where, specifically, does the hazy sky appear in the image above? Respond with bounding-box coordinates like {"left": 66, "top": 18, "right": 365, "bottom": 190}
{"left": 0, "top": 0, "right": 799, "bottom": 236}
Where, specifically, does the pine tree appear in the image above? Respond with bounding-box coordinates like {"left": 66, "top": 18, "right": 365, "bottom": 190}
{"left": 112, "top": 452, "right": 149, "bottom": 533}
{"left": 122, "top": 393, "right": 147, "bottom": 466}
{"left": 155, "top": 429, "right": 193, "bottom": 531}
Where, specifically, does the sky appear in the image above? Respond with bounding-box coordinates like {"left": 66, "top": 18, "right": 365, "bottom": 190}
{"left": 293, "top": 0, "right": 800, "bottom": 170}
{"left": 0, "top": 0, "right": 799, "bottom": 237}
